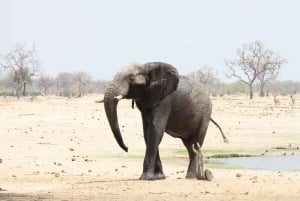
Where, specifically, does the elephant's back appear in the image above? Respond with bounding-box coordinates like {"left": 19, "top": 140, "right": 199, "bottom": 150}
{"left": 176, "top": 76, "right": 211, "bottom": 104}
{"left": 166, "top": 76, "right": 212, "bottom": 138}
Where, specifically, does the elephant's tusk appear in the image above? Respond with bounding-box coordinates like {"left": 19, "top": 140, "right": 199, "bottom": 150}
{"left": 114, "top": 95, "right": 123, "bottom": 101}
{"left": 95, "top": 99, "right": 104, "bottom": 103}
{"left": 95, "top": 95, "right": 123, "bottom": 103}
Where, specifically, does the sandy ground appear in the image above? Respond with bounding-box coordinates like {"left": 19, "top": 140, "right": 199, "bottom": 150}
{"left": 0, "top": 94, "right": 300, "bottom": 201}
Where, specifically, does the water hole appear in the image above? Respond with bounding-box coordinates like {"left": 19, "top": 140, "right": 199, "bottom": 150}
{"left": 212, "top": 155, "right": 300, "bottom": 170}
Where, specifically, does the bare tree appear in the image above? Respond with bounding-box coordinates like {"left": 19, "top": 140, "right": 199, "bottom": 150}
{"left": 188, "top": 65, "right": 220, "bottom": 86}
{"left": 226, "top": 40, "right": 285, "bottom": 99}
{"left": 92, "top": 80, "right": 110, "bottom": 93}
{"left": 0, "top": 44, "right": 39, "bottom": 98}
{"left": 55, "top": 72, "right": 74, "bottom": 96}
{"left": 0, "top": 72, "right": 15, "bottom": 95}
{"left": 188, "top": 65, "right": 221, "bottom": 96}
{"left": 73, "top": 71, "right": 91, "bottom": 97}
{"left": 257, "top": 51, "right": 286, "bottom": 96}
{"left": 37, "top": 74, "right": 54, "bottom": 96}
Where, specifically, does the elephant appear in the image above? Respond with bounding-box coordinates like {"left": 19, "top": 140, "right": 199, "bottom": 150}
{"left": 99, "top": 62, "right": 228, "bottom": 180}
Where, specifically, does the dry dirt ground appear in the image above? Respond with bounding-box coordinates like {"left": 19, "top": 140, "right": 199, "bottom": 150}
{"left": 0, "top": 94, "right": 300, "bottom": 201}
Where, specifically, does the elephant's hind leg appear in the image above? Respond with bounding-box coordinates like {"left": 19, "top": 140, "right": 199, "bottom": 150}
{"left": 183, "top": 117, "right": 210, "bottom": 179}
{"left": 182, "top": 137, "right": 197, "bottom": 179}
{"left": 195, "top": 117, "right": 213, "bottom": 181}
{"left": 193, "top": 144, "right": 205, "bottom": 180}
{"left": 190, "top": 142, "right": 213, "bottom": 180}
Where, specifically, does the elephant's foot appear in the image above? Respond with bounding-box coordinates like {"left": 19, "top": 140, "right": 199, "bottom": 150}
{"left": 204, "top": 169, "right": 213, "bottom": 181}
{"left": 154, "top": 172, "right": 166, "bottom": 180}
{"left": 195, "top": 169, "right": 213, "bottom": 181}
{"left": 186, "top": 169, "right": 213, "bottom": 181}
{"left": 185, "top": 171, "right": 197, "bottom": 179}
{"left": 139, "top": 172, "right": 166, "bottom": 180}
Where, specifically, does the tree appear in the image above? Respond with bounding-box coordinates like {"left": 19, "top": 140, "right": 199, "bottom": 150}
{"left": 55, "top": 72, "right": 74, "bottom": 96}
{"left": 92, "top": 79, "right": 110, "bottom": 93}
{"left": 0, "top": 72, "right": 15, "bottom": 95}
{"left": 257, "top": 52, "right": 286, "bottom": 96}
{"left": 73, "top": 71, "right": 91, "bottom": 97}
{"left": 0, "top": 44, "right": 39, "bottom": 98}
{"left": 37, "top": 74, "right": 54, "bottom": 96}
{"left": 226, "top": 40, "right": 285, "bottom": 99}
{"left": 188, "top": 65, "right": 221, "bottom": 94}
{"left": 16, "top": 67, "right": 34, "bottom": 96}
{"left": 188, "top": 65, "right": 220, "bottom": 86}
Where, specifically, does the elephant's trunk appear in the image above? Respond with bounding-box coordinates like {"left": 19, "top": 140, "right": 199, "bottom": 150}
{"left": 104, "top": 83, "right": 129, "bottom": 152}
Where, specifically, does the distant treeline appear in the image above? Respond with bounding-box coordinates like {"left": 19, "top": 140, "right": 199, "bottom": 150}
{"left": 1, "top": 42, "right": 296, "bottom": 99}
{"left": 210, "top": 81, "right": 299, "bottom": 97}
{"left": 0, "top": 71, "right": 298, "bottom": 97}
{"left": 0, "top": 71, "right": 110, "bottom": 97}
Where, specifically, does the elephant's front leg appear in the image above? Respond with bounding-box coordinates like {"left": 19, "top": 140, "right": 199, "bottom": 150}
{"left": 140, "top": 124, "right": 163, "bottom": 180}
{"left": 154, "top": 151, "right": 165, "bottom": 179}
{"left": 140, "top": 110, "right": 168, "bottom": 180}
{"left": 140, "top": 150, "right": 165, "bottom": 180}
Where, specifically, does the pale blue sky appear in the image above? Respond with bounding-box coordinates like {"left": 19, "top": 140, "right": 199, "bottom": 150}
{"left": 1, "top": 0, "right": 299, "bottom": 82}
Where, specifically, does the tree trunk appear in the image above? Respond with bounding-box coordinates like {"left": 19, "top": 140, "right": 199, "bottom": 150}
{"left": 16, "top": 83, "right": 22, "bottom": 99}
{"left": 249, "top": 85, "right": 253, "bottom": 99}
{"left": 259, "top": 82, "right": 265, "bottom": 97}
{"left": 260, "top": 88, "right": 264, "bottom": 97}
{"left": 23, "top": 82, "right": 26, "bottom": 96}
{"left": 56, "top": 86, "right": 60, "bottom": 96}
{"left": 78, "top": 85, "right": 82, "bottom": 97}
{"left": 16, "top": 87, "right": 20, "bottom": 99}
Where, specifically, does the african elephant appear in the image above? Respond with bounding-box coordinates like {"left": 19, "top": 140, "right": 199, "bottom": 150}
{"left": 99, "top": 62, "right": 227, "bottom": 180}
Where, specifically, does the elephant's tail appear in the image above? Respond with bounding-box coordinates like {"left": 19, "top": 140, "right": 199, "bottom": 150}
{"left": 210, "top": 118, "right": 229, "bottom": 143}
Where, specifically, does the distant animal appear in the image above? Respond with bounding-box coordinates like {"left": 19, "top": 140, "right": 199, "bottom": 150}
{"left": 98, "top": 62, "right": 228, "bottom": 180}
{"left": 290, "top": 95, "right": 295, "bottom": 109}
{"left": 260, "top": 150, "right": 268, "bottom": 156}
{"left": 273, "top": 95, "right": 280, "bottom": 107}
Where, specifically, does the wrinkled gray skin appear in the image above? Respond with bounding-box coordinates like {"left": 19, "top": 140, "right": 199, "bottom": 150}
{"left": 103, "top": 62, "right": 225, "bottom": 180}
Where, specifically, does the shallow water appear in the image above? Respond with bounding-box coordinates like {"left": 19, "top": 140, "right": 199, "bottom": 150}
{"left": 213, "top": 155, "right": 300, "bottom": 170}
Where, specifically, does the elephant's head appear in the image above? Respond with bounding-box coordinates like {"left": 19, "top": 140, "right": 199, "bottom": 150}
{"left": 103, "top": 62, "right": 179, "bottom": 152}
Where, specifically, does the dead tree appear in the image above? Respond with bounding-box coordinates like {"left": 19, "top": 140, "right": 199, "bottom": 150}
{"left": 226, "top": 40, "right": 286, "bottom": 99}
{"left": 188, "top": 65, "right": 219, "bottom": 86}
{"left": 73, "top": 71, "right": 91, "bottom": 97}
{"left": 55, "top": 72, "right": 73, "bottom": 96}
{"left": 257, "top": 51, "right": 286, "bottom": 97}
{"left": 0, "top": 44, "right": 39, "bottom": 98}
{"left": 188, "top": 65, "right": 221, "bottom": 94}
{"left": 37, "top": 74, "right": 54, "bottom": 96}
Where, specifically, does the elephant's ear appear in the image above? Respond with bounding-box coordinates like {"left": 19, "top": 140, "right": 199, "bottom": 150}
{"left": 144, "top": 62, "right": 179, "bottom": 105}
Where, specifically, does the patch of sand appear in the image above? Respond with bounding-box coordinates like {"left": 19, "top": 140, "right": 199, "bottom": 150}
{"left": 0, "top": 94, "right": 300, "bottom": 200}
